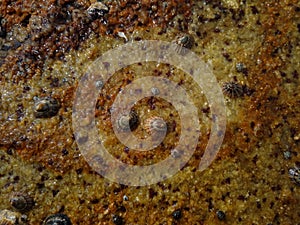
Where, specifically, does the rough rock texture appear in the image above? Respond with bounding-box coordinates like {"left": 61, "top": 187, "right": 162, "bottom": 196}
{"left": 0, "top": 0, "right": 299, "bottom": 224}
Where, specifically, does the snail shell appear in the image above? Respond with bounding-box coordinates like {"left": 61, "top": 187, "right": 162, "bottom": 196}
{"left": 43, "top": 214, "right": 72, "bottom": 225}
{"left": 10, "top": 193, "right": 34, "bottom": 213}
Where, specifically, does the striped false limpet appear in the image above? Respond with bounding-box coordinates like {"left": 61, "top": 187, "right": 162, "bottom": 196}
{"left": 221, "top": 81, "right": 244, "bottom": 98}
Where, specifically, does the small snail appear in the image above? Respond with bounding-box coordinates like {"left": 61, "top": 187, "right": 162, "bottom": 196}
{"left": 172, "top": 209, "right": 182, "bottom": 220}
{"left": 33, "top": 97, "right": 60, "bottom": 118}
{"left": 43, "top": 214, "right": 72, "bottom": 225}
{"left": 10, "top": 193, "right": 34, "bottom": 213}
{"left": 116, "top": 110, "right": 139, "bottom": 132}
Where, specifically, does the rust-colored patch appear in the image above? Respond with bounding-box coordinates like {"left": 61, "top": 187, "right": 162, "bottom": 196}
{"left": 0, "top": 0, "right": 193, "bottom": 83}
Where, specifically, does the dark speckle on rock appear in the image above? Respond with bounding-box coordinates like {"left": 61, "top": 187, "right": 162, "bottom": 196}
{"left": 0, "top": 26, "right": 6, "bottom": 38}
{"left": 0, "top": 17, "right": 6, "bottom": 38}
